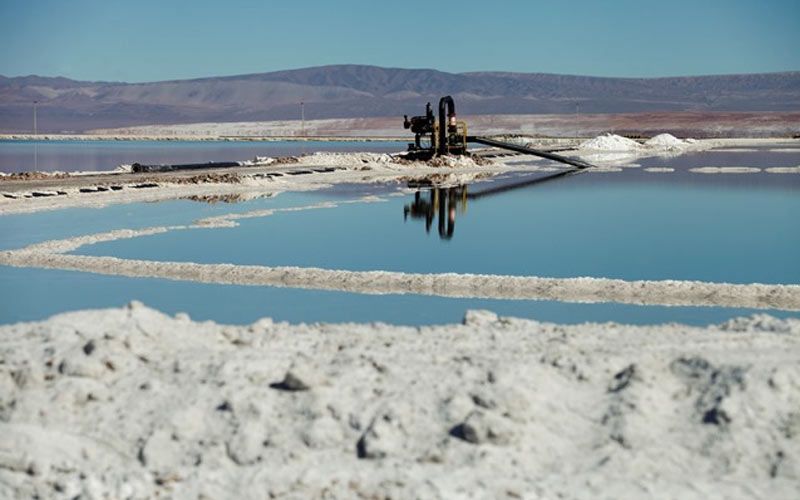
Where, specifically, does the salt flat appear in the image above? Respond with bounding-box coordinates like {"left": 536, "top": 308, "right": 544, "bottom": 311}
{"left": 1, "top": 136, "right": 798, "bottom": 499}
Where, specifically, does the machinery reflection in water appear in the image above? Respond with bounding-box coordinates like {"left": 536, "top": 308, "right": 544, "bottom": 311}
{"left": 403, "top": 186, "right": 467, "bottom": 240}
{"left": 403, "top": 169, "right": 586, "bottom": 240}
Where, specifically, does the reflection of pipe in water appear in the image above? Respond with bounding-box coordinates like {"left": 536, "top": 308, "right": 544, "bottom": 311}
{"left": 466, "top": 169, "right": 584, "bottom": 200}
{"left": 403, "top": 186, "right": 467, "bottom": 240}
{"left": 403, "top": 170, "right": 586, "bottom": 240}
{"left": 437, "top": 188, "right": 457, "bottom": 240}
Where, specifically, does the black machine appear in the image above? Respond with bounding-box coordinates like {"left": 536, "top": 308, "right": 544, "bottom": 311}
{"left": 401, "top": 96, "right": 598, "bottom": 240}
{"left": 403, "top": 95, "right": 595, "bottom": 170}
{"left": 403, "top": 96, "right": 467, "bottom": 158}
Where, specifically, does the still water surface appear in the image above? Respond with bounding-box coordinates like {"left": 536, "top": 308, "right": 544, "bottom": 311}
{"left": 1, "top": 149, "right": 798, "bottom": 326}
{"left": 75, "top": 178, "right": 799, "bottom": 285}
{"left": 0, "top": 140, "right": 401, "bottom": 173}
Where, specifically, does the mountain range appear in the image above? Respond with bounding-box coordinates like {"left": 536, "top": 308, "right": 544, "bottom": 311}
{"left": 1, "top": 65, "right": 799, "bottom": 133}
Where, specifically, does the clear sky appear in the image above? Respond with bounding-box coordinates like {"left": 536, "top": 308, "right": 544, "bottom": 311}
{"left": 1, "top": 0, "right": 798, "bottom": 82}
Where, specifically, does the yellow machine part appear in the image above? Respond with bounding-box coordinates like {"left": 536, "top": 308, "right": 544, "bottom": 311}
{"left": 432, "top": 121, "right": 468, "bottom": 154}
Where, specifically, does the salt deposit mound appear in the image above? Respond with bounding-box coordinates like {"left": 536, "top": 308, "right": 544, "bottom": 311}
{"left": 578, "top": 133, "right": 643, "bottom": 152}
{"left": 645, "top": 133, "right": 689, "bottom": 150}
{"left": 1, "top": 303, "right": 798, "bottom": 499}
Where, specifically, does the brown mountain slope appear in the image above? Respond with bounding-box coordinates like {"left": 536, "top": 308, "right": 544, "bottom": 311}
{"left": 1, "top": 65, "right": 798, "bottom": 132}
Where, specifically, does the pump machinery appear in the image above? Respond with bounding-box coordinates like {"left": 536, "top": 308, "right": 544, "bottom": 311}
{"left": 402, "top": 96, "right": 594, "bottom": 170}
{"left": 400, "top": 96, "right": 598, "bottom": 240}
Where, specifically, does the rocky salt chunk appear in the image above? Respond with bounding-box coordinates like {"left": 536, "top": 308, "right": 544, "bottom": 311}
{"left": 274, "top": 356, "right": 325, "bottom": 391}
{"left": 357, "top": 410, "right": 406, "bottom": 459}
{"left": 453, "top": 409, "right": 514, "bottom": 445}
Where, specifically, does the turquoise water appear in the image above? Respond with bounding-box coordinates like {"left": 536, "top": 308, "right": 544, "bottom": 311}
{"left": 0, "top": 191, "right": 326, "bottom": 251}
{"left": 76, "top": 181, "right": 800, "bottom": 285}
{"left": 1, "top": 149, "right": 798, "bottom": 326}
{"left": 0, "top": 139, "right": 402, "bottom": 173}
{"left": 0, "top": 265, "right": 789, "bottom": 327}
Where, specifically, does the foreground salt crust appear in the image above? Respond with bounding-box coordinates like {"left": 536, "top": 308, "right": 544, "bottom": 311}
{"left": 0, "top": 303, "right": 798, "bottom": 499}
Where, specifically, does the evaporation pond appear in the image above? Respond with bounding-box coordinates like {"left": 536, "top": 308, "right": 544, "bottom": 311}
{"left": 0, "top": 139, "right": 401, "bottom": 173}
{"left": 75, "top": 177, "right": 800, "bottom": 285}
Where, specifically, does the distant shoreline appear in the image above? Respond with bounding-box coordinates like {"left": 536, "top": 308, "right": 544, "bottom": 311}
{"left": 0, "top": 134, "right": 410, "bottom": 142}
{"left": 3, "top": 110, "right": 798, "bottom": 141}
{"left": 2, "top": 133, "right": 799, "bottom": 143}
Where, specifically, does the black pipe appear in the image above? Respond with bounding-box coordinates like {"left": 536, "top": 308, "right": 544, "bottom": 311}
{"left": 435, "top": 188, "right": 456, "bottom": 239}
{"left": 438, "top": 96, "right": 455, "bottom": 156}
{"left": 467, "top": 136, "right": 595, "bottom": 169}
{"left": 132, "top": 161, "right": 240, "bottom": 173}
{"left": 466, "top": 169, "right": 586, "bottom": 200}
{"left": 438, "top": 190, "right": 446, "bottom": 236}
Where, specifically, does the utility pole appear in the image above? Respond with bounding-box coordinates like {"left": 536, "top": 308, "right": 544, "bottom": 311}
{"left": 300, "top": 101, "right": 305, "bottom": 137}
{"left": 33, "top": 100, "right": 38, "bottom": 135}
{"left": 574, "top": 102, "right": 579, "bottom": 139}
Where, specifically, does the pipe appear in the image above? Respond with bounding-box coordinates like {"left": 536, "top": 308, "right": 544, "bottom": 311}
{"left": 467, "top": 136, "right": 595, "bottom": 169}
{"left": 132, "top": 161, "right": 241, "bottom": 173}
{"left": 438, "top": 96, "right": 455, "bottom": 156}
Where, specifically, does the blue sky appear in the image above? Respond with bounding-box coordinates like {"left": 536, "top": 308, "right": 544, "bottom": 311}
{"left": 1, "top": 0, "right": 798, "bottom": 82}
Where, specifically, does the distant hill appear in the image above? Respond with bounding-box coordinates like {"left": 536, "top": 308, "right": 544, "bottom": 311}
{"left": 1, "top": 65, "right": 799, "bottom": 132}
